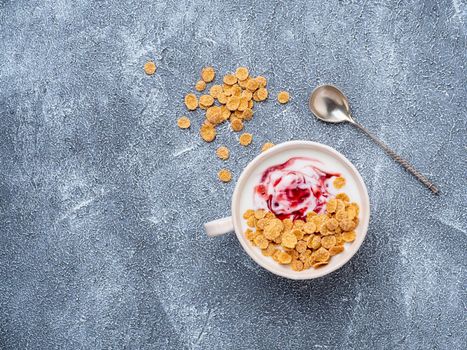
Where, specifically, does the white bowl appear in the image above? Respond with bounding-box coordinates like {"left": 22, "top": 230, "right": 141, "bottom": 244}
{"left": 205, "top": 140, "right": 370, "bottom": 280}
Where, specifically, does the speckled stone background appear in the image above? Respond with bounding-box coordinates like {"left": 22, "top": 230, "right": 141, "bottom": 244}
{"left": 1, "top": 0, "right": 466, "bottom": 349}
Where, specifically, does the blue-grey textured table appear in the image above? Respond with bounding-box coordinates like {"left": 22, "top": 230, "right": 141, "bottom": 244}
{"left": 1, "top": 0, "right": 466, "bottom": 349}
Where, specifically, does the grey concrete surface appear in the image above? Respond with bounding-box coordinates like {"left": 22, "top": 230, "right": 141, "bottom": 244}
{"left": 1, "top": 0, "right": 466, "bottom": 349}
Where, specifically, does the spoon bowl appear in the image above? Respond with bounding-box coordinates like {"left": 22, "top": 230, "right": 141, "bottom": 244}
{"left": 309, "top": 85, "right": 354, "bottom": 123}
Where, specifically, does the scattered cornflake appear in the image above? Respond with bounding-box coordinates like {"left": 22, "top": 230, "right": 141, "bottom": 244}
{"left": 216, "top": 146, "right": 230, "bottom": 160}
{"left": 199, "top": 94, "right": 215, "bottom": 108}
{"left": 201, "top": 66, "right": 215, "bottom": 82}
{"left": 333, "top": 176, "right": 346, "bottom": 189}
{"left": 184, "top": 93, "right": 198, "bottom": 111}
{"left": 256, "top": 87, "right": 268, "bottom": 101}
{"left": 235, "top": 67, "right": 249, "bottom": 81}
{"left": 218, "top": 169, "right": 232, "bottom": 183}
{"left": 144, "top": 61, "right": 156, "bottom": 75}
{"left": 277, "top": 91, "right": 290, "bottom": 104}
{"left": 195, "top": 80, "right": 206, "bottom": 92}
{"left": 239, "top": 132, "right": 252, "bottom": 146}
{"left": 261, "top": 142, "right": 275, "bottom": 152}
{"left": 177, "top": 116, "right": 191, "bottom": 129}
{"left": 223, "top": 74, "right": 238, "bottom": 85}
{"left": 256, "top": 76, "right": 267, "bottom": 87}
{"left": 230, "top": 117, "right": 244, "bottom": 132}
{"left": 200, "top": 123, "right": 216, "bottom": 142}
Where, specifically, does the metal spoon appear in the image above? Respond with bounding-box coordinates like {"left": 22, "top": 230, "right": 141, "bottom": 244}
{"left": 309, "top": 84, "right": 439, "bottom": 194}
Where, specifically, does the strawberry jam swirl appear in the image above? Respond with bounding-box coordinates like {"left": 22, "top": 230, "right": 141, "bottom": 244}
{"left": 254, "top": 157, "right": 340, "bottom": 220}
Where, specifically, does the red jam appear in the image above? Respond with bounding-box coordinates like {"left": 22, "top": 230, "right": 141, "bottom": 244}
{"left": 254, "top": 157, "right": 340, "bottom": 220}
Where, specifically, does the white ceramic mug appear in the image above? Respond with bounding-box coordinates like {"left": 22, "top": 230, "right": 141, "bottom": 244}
{"left": 204, "top": 141, "right": 370, "bottom": 280}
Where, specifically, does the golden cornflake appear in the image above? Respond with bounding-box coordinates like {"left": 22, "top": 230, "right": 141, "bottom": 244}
{"left": 246, "top": 215, "right": 256, "bottom": 228}
{"left": 335, "top": 209, "right": 348, "bottom": 222}
{"left": 277, "top": 91, "right": 290, "bottom": 104}
{"left": 226, "top": 96, "right": 241, "bottom": 111}
{"left": 253, "top": 234, "right": 269, "bottom": 249}
{"left": 242, "top": 108, "right": 253, "bottom": 120}
{"left": 314, "top": 247, "right": 330, "bottom": 262}
{"left": 201, "top": 66, "right": 215, "bottom": 82}
{"left": 254, "top": 209, "right": 266, "bottom": 220}
{"left": 216, "top": 146, "right": 230, "bottom": 160}
{"left": 295, "top": 240, "right": 307, "bottom": 254}
{"left": 329, "top": 245, "right": 344, "bottom": 256}
{"left": 255, "top": 76, "right": 267, "bottom": 87}
{"left": 144, "top": 61, "right": 157, "bottom": 75}
{"left": 262, "top": 244, "right": 276, "bottom": 257}
{"left": 230, "top": 117, "right": 244, "bottom": 132}
{"left": 336, "top": 193, "right": 350, "bottom": 202}
{"left": 339, "top": 219, "right": 354, "bottom": 232}
{"left": 231, "top": 85, "right": 242, "bottom": 97}
{"left": 206, "top": 106, "right": 223, "bottom": 124}
{"left": 342, "top": 230, "right": 356, "bottom": 242}
{"left": 326, "top": 198, "right": 337, "bottom": 214}
{"left": 223, "top": 74, "right": 237, "bottom": 85}
{"left": 245, "top": 228, "right": 256, "bottom": 241}
{"left": 256, "top": 87, "right": 268, "bottom": 101}
{"left": 199, "top": 94, "right": 214, "bottom": 107}
{"left": 177, "top": 116, "right": 191, "bottom": 129}
{"left": 291, "top": 259, "right": 304, "bottom": 271}
{"left": 309, "top": 235, "right": 321, "bottom": 250}
{"left": 277, "top": 251, "right": 292, "bottom": 264}
{"left": 312, "top": 261, "right": 329, "bottom": 268}
{"left": 209, "top": 84, "right": 223, "bottom": 98}
{"left": 239, "top": 133, "right": 253, "bottom": 146}
{"left": 333, "top": 176, "right": 346, "bottom": 189}
{"left": 326, "top": 218, "right": 339, "bottom": 231}
{"left": 263, "top": 218, "right": 283, "bottom": 240}
{"left": 200, "top": 123, "right": 216, "bottom": 142}
{"left": 243, "top": 209, "right": 255, "bottom": 219}
{"left": 282, "top": 231, "right": 298, "bottom": 249}
{"left": 220, "top": 106, "right": 231, "bottom": 121}
{"left": 184, "top": 93, "right": 198, "bottom": 111}
{"left": 261, "top": 142, "right": 275, "bottom": 152}
{"left": 303, "top": 222, "right": 317, "bottom": 234}
{"left": 235, "top": 67, "right": 249, "bottom": 81}
{"left": 218, "top": 169, "right": 232, "bottom": 183}
{"left": 195, "top": 80, "right": 206, "bottom": 92}
{"left": 246, "top": 79, "right": 259, "bottom": 91}
{"left": 238, "top": 97, "right": 249, "bottom": 111}
{"left": 291, "top": 228, "right": 304, "bottom": 240}
{"left": 321, "top": 235, "right": 337, "bottom": 249}
{"left": 217, "top": 92, "right": 228, "bottom": 104}
{"left": 241, "top": 89, "right": 253, "bottom": 101}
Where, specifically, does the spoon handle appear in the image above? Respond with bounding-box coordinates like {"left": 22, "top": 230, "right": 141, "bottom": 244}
{"left": 352, "top": 121, "right": 439, "bottom": 194}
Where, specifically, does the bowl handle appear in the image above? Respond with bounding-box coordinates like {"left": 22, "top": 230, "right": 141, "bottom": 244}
{"left": 204, "top": 216, "right": 234, "bottom": 237}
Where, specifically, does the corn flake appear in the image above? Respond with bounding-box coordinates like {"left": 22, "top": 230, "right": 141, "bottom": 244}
{"left": 277, "top": 251, "right": 292, "bottom": 264}
{"left": 144, "top": 61, "right": 156, "bottom": 75}
{"left": 235, "top": 67, "right": 249, "bottom": 81}
{"left": 230, "top": 117, "right": 244, "bottom": 132}
{"left": 342, "top": 230, "right": 356, "bottom": 242}
{"left": 195, "top": 80, "right": 206, "bottom": 92}
{"left": 261, "top": 142, "right": 275, "bottom": 152}
{"left": 263, "top": 218, "right": 283, "bottom": 240}
{"left": 277, "top": 91, "right": 290, "bottom": 104}
{"left": 184, "top": 93, "right": 198, "bottom": 111}
{"left": 218, "top": 169, "right": 232, "bottom": 183}
{"left": 239, "top": 132, "right": 252, "bottom": 146}
{"left": 216, "top": 146, "right": 230, "bottom": 160}
{"left": 201, "top": 66, "right": 215, "bottom": 82}
{"left": 177, "top": 116, "right": 191, "bottom": 129}
{"left": 200, "top": 123, "right": 216, "bottom": 142}
{"left": 333, "top": 176, "right": 346, "bottom": 189}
